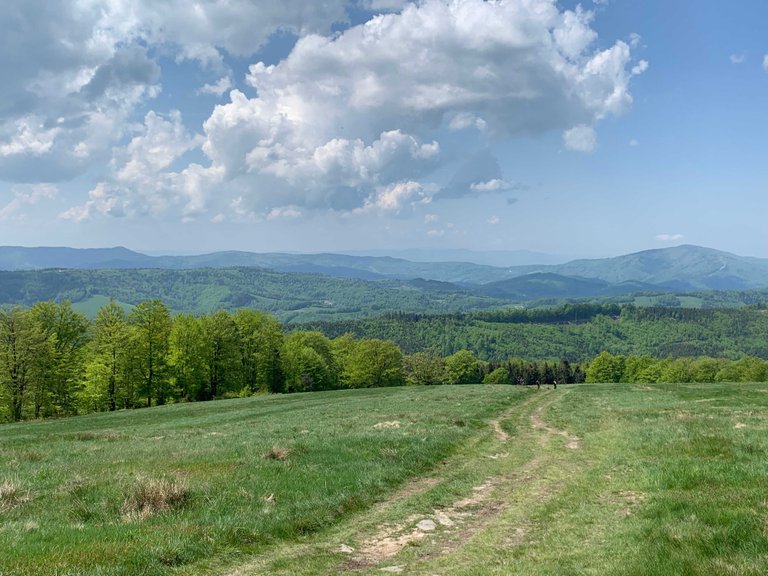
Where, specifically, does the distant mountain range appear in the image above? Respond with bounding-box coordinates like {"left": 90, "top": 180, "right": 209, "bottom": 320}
{"left": 0, "top": 245, "right": 768, "bottom": 302}
{"left": 0, "top": 246, "right": 511, "bottom": 283}
{"left": 343, "top": 248, "right": 571, "bottom": 267}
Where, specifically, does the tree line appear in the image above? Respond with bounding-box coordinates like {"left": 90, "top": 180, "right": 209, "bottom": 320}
{"left": 0, "top": 300, "right": 590, "bottom": 423}
{"left": 585, "top": 351, "right": 768, "bottom": 384}
{"left": 303, "top": 304, "right": 768, "bottom": 361}
{"left": 3, "top": 299, "right": 767, "bottom": 424}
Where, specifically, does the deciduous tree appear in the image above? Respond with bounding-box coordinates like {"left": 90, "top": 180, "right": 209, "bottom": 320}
{"left": 130, "top": 300, "right": 173, "bottom": 406}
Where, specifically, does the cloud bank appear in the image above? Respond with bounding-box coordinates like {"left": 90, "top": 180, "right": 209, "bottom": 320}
{"left": 0, "top": 0, "right": 646, "bottom": 221}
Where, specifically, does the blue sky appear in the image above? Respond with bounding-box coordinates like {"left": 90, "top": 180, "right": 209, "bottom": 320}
{"left": 0, "top": 0, "right": 766, "bottom": 258}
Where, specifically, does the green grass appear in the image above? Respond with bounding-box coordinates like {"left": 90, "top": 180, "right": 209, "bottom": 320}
{"left": 70, "top": 294, "right": 135, "bottom": 317}
{"left": 392, "top": 383, "right": 768, "bottom": 576}
{"left": 4, "top": 383, "right": 768, "bottom": 575}
{"left": 0, "top": 386, "right": 522, "bottom": 575}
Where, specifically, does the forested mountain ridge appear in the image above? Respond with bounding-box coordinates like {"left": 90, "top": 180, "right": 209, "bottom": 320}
{"left": 0, "top": 267, "right": 508, "bottom": 322}
{"left": 302, "top": 304, "right": 768, "bottom": 362}
{"left": 2, "top": 266, "right": 768, "bottom": 322}
{"left": 551, "top": 245, "right": 768, "bottom": 290}
{"left": 475, "top": 272, "right": 661, "bottom": 299}
{"left": 3, "top": 244, "right": 768, "bottom": 290}
{"left": 0, "top": 246, "right": 516, "bottom": 284}
{"left": 1, "top": 245, "right": 768, "bottom": 319}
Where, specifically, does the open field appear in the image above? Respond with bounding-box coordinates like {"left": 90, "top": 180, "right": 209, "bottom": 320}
{"left": 2, "top": 383, "right": 768, "bottom": 575}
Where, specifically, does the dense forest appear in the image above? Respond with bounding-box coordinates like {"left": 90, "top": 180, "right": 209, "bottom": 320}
{"left": 2, "top": 300, "right": 768, "bottom": 423}
{"left": 0, "top": 267, "right": 507, "bottom": 321}
{"left": 0, "top": 300, "right": 591, "bottom": 423}
{"left": 303, "top": 304, "right": 768, "bottom": 360}
{"left": 4, "top": 266, "right": 768, "bottom": 325}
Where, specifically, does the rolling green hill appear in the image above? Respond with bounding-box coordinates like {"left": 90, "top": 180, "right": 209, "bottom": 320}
{"left": 2, "top": 245, "right": 768, "bottom": 319}
{"left": 0, "top": 267, "right": 507, "bottom": 322}
{"left": 476, "top": 272, "right": 661, "bottom": 300}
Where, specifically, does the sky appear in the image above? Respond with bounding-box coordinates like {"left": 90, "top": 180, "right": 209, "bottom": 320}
{"left": 0, "top": 0, "right": 766, "bottom": 259}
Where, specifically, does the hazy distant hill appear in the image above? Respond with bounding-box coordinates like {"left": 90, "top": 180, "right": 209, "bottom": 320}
{"left": 154, "top": 252, "right": 517, "bottom": 283}
{"left": 476, "top": 273, "right": 662, "bottom": 300}
{"left": 0, "top": 246, "right": 154, "bottom": 270}
{"left": 549, "top": 245, "right": 768, "bottom": 291}
{"left": 0, "top": 247, "right": 519, "bottom": 284}
{"left": 344, "top": 248, "right": 571, "bottom": 266}
{"left": 2, "top": 244, "right": 768, "bottom": 293}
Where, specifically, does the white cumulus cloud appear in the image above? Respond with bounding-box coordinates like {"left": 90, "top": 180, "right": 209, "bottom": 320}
{"left": 0, "top": 0, "right": 350, "bottom": 184}
{"left": 353, "top": 181, "right": 433, "bottom": 215}
{"left": 358, "top": 0, "right": 411, "bottom": 11}
{"left": 61, "top": 111, "right": 205, "bottom": 220}
{"left": 470, "top": 179, "right": 516, "bottom": 193}
{"left": 199, "top": 77, "right": 234, "bottom": 97}
{"left": 267, "top": 206, "right": 303, "bottom": 220}
{"left": 656, "top": 233, "right": 684, "bottom": 242}
{"left": 563, "top": 125, "right": 597, "bottom": 152}
{"left": 0, "top": 183, "right": 58, "bottom": 221}
{"left": 184, "top": 0, "right": 643, "bottom": 217}
{"left": 30, "top": 0, "right": 646, "bottom": 221}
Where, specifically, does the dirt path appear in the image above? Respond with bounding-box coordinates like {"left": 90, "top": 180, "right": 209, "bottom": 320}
{"left": 530, "top": 395, "right": 581, "bottom": 449}
{"left": 220, "top": 388, "right": 583, "bottom": 576}
{"left": 342, "top": 389, "right": 580, "bottom": 572}
{"left": 491, "top": 419, "right": 509, "bottom": 442}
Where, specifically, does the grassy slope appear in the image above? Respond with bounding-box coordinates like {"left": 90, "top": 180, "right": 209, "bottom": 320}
{"left": 202, "top": 383, "right": 768, "bottom": 576}
{"left": 3, "top": 384, "right": 768, "bottom": 575}
{"left": 0, "top": 386, "right": 522, "bottom": 576}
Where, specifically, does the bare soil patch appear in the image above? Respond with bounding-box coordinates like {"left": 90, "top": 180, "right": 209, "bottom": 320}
{"left": 531, "top": 399, "right": 581, "bottom": 449}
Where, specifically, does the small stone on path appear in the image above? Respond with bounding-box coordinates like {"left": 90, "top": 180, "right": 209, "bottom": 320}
{"left": 339, "top": 544, "right": 354, "bottom": 554}
{"left": 417, "top": 519, "right": 436, "bottom": 531}
{"left": 435, "top": 511, "right": 454, "bottom": 527}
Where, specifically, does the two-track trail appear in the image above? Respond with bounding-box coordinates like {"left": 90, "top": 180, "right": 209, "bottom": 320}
{"left": 216, "top": 387, "right": 587, "bottom": 576}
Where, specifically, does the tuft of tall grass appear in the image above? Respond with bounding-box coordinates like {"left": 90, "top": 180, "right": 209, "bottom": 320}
{"left": 121, "top": 477, "right": 189, "bottom": 522}
{"left": 0, "top": 478, "right": 29, "bottom": 512}
{"left": 264, "top": 445, "right": 291, "bottom": 461}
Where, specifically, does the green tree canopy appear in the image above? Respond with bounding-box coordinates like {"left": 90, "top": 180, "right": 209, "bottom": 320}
{"left": 586, "top": 351, "right": 625, "bottom": 383}
{"left": 444, "top": 350, "right": 482, "bottom": 385}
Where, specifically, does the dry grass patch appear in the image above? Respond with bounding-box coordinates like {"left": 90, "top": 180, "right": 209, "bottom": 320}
{"left": 121, "top": 477, "right": 189, "bottom": 522}
{"left": 0, "top": 478, "right": 30, "bottom": 512}
{"left": 264, "top": 445, "right": 291, "bottom": 461}
{"left": 374, "top": 421, "right": 401, "bottom": 429}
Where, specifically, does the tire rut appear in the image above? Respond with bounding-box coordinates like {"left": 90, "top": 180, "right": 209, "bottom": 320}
{"left": 344, "top": 389, "right": 576, "bottom": 571}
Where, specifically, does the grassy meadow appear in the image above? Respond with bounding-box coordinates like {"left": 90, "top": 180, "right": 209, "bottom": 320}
{"left": 0, "top": 386, "right": 521, "bottom": 575}
{"left": 2, "top": 383, "right": 768, "bottom": 575}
